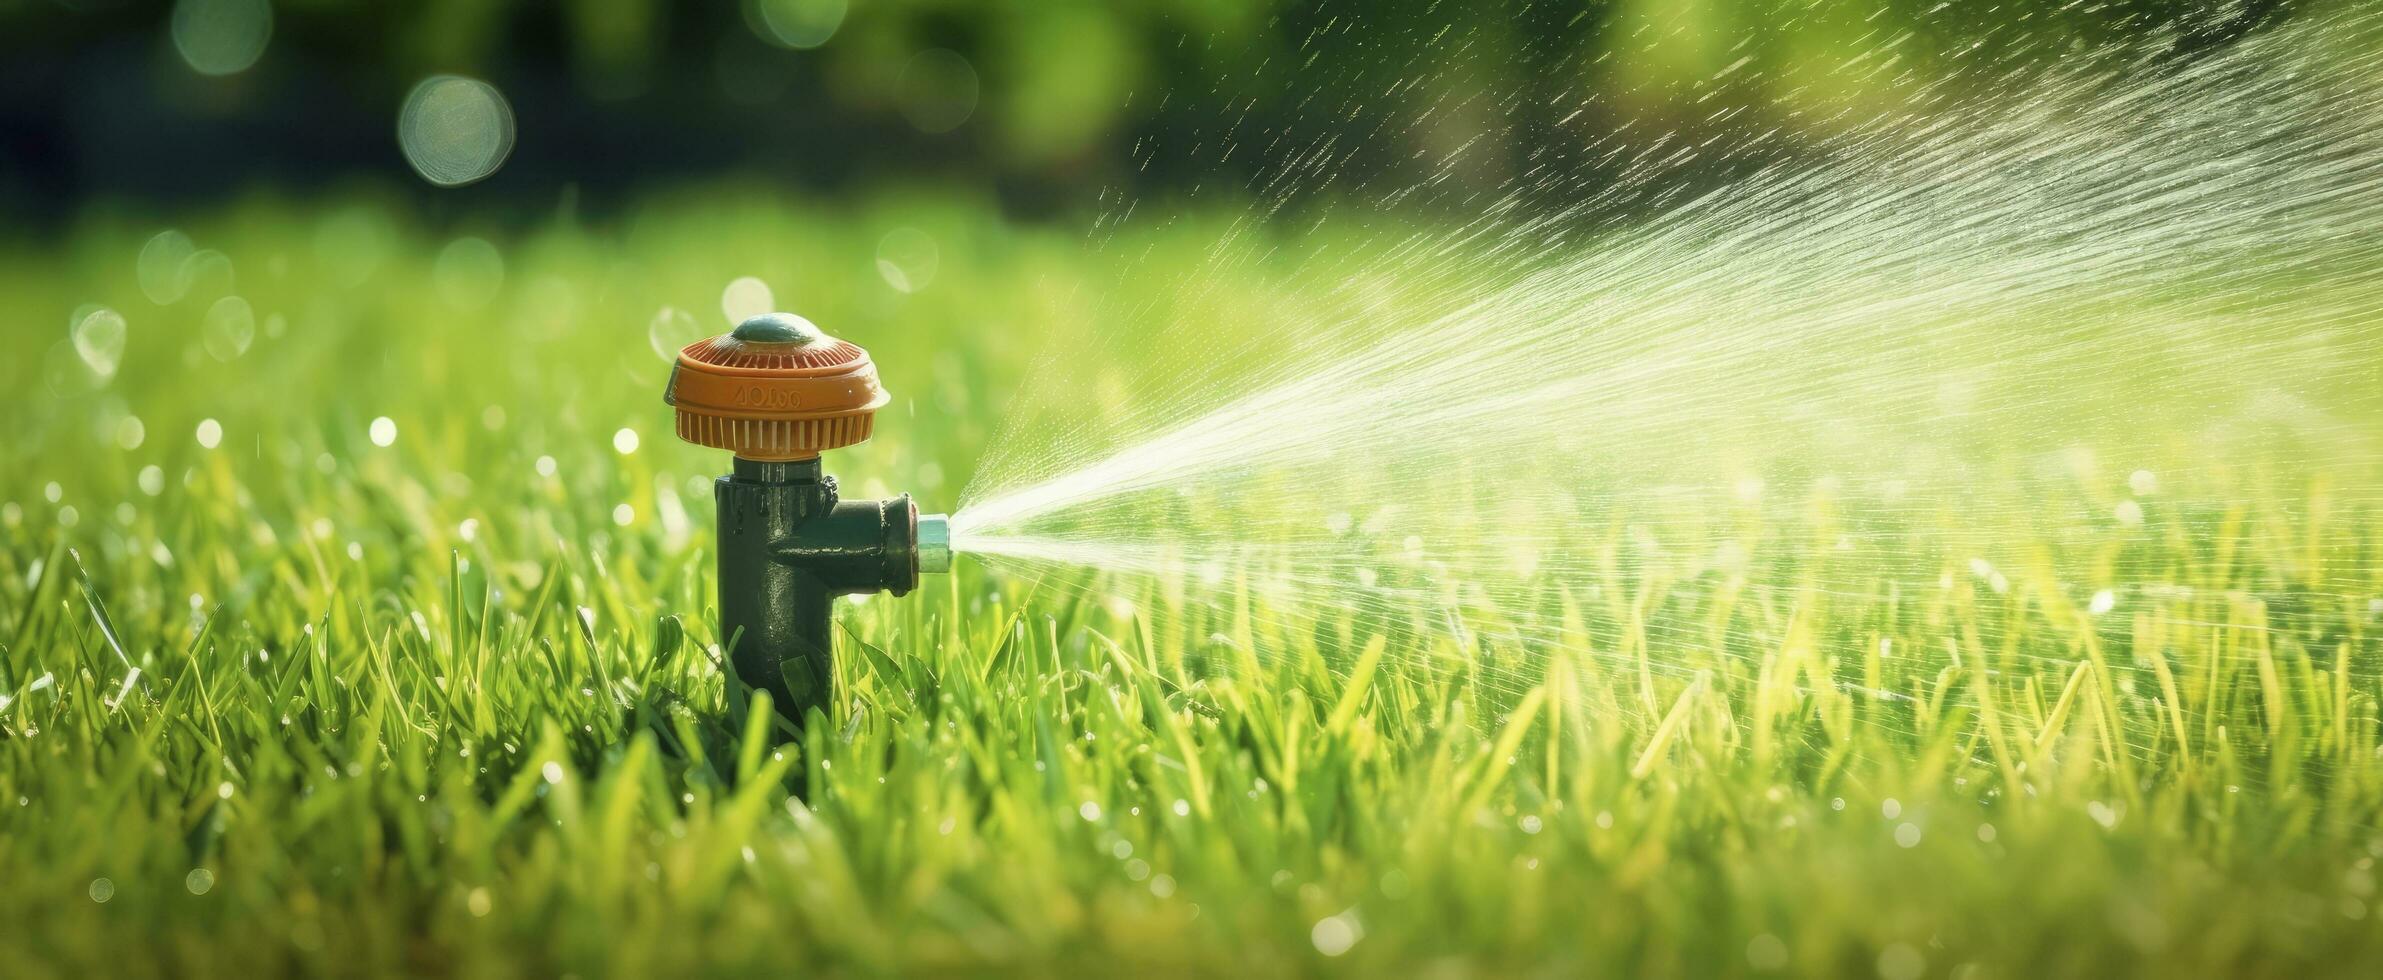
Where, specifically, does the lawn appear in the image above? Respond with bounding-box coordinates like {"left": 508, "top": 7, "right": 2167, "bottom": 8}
{"left": 2, "top": 187, "right": 2380, "bottom": 977}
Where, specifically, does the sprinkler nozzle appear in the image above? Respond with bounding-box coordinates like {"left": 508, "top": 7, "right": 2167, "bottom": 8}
{"left": 918, "top": 513, "right": 953, "bottom": 573}
{"left": 666, "top": 312, "right": 949, "bottom": 724}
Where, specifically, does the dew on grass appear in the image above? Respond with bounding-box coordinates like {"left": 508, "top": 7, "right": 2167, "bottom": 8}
{"left": 1881, "top": 798, "right": 1901, "bottom": 820}
{"left": 398, "top": 76, "right": 515, "bottom": 187}
{"left": 612, "top": 503, "right": 634, "bottom": 526}
{"left": 1, "top": 502, "right": 19, "bottom": 527}
{"left": 481, "top": 405, "right": 507, "bottom": 431}
{"left": 541, "top": 762, "right": 565, "bottom": 784}
{"left": 613, "top": 428, "right": 640, "bottom": 454}
{"left": 1173, "top": 799, "right": 1191, "bottom": 817}
{"left": 1078, "top": 801, "right": 1101, "bottom": 821}
{"left": 369, "top": 417, "right": 397, "bottom": 447}
{"left": 458, "top": 518, "right": 479, "bottom": 542}
{"left": 114, "top": 416, "right": 145, "bottom": 450}
{"left": 2089, "top": 590, "right": 2116, "bottom": 615}
{"left": 1894, "top": 823, "right": 1922, "bottom": 848}
{"left": 536, "top": 455, "right": 558, "bottom": 478}
{"left": 196, "top": 419, "right": 222, "bottom": 449}
{"left": 2115, "top": 500, "right": 2145, "bottom": 526}
{"left": 58, "top": 505, "right": 78, "bottom": 528}
{"left": 88, "top": 878, "right": 114, "bottom": 903}
{"left": 185, "top": 868, "right": 215, "bottom": 895}
{"left": 44, "top": 482, "right": 60, "bottom": 504}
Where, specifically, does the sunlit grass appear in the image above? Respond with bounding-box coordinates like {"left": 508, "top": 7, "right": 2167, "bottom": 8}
{"left": 1, "top": 191, "right": 2379, "bottom": 976}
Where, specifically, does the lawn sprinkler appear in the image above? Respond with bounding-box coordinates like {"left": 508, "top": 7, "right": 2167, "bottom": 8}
{"left": 666, "top": 312, "right": 952, "bottom": 722}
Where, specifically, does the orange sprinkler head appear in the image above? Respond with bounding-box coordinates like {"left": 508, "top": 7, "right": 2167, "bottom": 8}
{"left": 665, "top": 312, "right": 891, "bottom": 460}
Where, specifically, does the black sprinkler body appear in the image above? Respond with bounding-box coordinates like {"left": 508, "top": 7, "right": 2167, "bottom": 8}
{"left": 667, "top": 312, "right": 951, "bottom": 723}
{"left": 714, "top": 457, "right": 950, "bottom": 718}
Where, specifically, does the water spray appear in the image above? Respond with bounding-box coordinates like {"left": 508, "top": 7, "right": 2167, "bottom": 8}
{"left": 667, "top": 312, "right": 952, "bottom": 722}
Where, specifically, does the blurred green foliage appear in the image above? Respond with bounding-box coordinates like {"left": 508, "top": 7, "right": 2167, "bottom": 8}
{"left": 0, "top": 0, "right": 2301, "bottom": 209}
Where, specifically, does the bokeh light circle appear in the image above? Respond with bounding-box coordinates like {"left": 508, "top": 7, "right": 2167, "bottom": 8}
{"left": 897, "top": 50, "right": 981, "bottom": 134}
{"left": 397, "top": 76, "right": 517, "bottom": 188}
{"left": 749, "top": 0, "right": 847, "bottom": 50}
{"left": 171, "top": 0, "right": 273, "bottom": 77}
{"left": 875, "top": 228, "right": 939, "bottom": 293}
{"left": 720, "top": 277, "right": 775, "bottom": 325}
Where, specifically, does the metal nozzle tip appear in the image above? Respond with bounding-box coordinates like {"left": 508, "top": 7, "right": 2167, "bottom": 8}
{"left": 917, "top": 513, "right": 953, "bottom": 574}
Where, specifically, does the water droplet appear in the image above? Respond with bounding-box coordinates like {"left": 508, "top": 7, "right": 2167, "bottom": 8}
{"left": 398, "top": 76, "right": 516, "bottom": 187}
{"left": 875, "top": 227, "right": 940, "bottom": 293}
{"left": 184, "top": 867, "right": 215, "bottom": 895}
{"left": 749, "top": 0, "right": 847, "bottom": 49}
{"left": 536, "top": 455, "right": 558, "bottom": 478}
{"left": 1078, "top": 801, "right": 1102, "bottom": 821}
{"left": 369, "top": 417, "right": 397, "bottom": 447}
{"left": 721, "top": 277, "right": 774, "bottom": 325}
{"left": 612, "top": 503, "right": 634, "bottom": 526}
{"left": 613, "top": 428, "right": 640, "bottom": 455}
{"left": 541, "top": 762, "right": 565, "bottom": 784}
{"left": 73, "top": 308, "right": 128, "bottom": 380}
{"left": 2129, "top": 469, "right": 2158, "bottom": 495}
{"left": 1894, "top": 823, "right": 1922, "bottom": 848}
{"left": 88, "top": 877, "right": 114, "bottom": 903}
{"left": 171, "top": 0, "right": 272, "bottom": 76}
{"left": 2088, "top": 589, "right": 2116, "bottom": 615}
{"left": 201, "top": 296, "right": 256, "bottom": 361}
{"left": 195, "top": 418, "right": 223, "bottom": 449}
{"left": 114, "top": 416, "right": 146, "bottom": 451}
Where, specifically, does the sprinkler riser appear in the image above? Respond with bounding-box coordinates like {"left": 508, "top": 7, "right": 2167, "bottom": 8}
{"left": 715, "top": 456, "right": 928, "bottom": 722}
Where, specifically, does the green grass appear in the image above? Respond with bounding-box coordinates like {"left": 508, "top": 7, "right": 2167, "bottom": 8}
{"left": 2, "top": 188, "right": 2380, "bottom": 977}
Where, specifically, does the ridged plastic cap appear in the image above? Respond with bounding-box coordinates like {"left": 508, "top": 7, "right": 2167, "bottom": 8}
{"left": 666, "top": 312, "right": 891, "bottom": 461}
